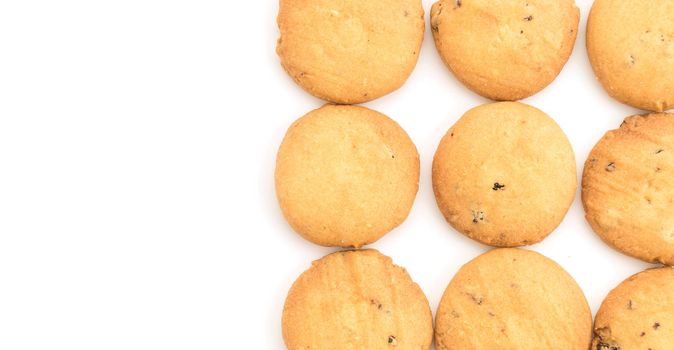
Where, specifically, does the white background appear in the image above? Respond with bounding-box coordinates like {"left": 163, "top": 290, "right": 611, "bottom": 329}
{"left": 0, "top": 0, "right": 661, "bottom": 349}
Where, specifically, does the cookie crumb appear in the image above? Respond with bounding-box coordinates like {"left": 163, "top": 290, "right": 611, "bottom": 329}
{"left": 606, "top": 163, "right": 616, "bottom": 172}
{"left": 388, "top": 335, "right": 397, "bottom": 346}
{"left": 596, "top": 343, "right": 620, "bottom": 350}
{"left": 466, "top": 292, "right": 484, "bottom": 305}
{"left": 471, "top": 210, "right": 485, "bottom": 223}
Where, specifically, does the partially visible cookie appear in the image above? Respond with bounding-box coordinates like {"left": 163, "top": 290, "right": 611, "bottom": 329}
{"left": 282, "top": 249, "right": 433, "bottom": 350}
{"left": 582, "top": 113, "right": 674, "bottom": 265}
{"left": 592, "top": 267, "right": 674, "bottom": 350}
{"left": 430, "top": 0, "right": 579, "bottom": 101}
{"left": 435, "top": 248, "right": 592, "bottom": 350}
{"left": 432, "top": 102, "right": 576, "bottom": 247}
{"left": 587, "top": 0, "right": 674, "bottom": 112}
{"left": 275, "top": 105, "right": 419, "bottom": 248}
{"left": 277, "top": 0, "right": 425, "bottom": 104}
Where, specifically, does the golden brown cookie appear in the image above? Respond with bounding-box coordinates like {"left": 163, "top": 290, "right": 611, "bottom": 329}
{"left": 430, "top": 0, "right": 579, "bottom": 101}
{"left": 435, "top": 248, "right": 592, "bottom": 350}
{"left": 592, "top": 267, "right": 674, "bottom": 350}
{"left": 282, "top": 249, "right": 433, "bottom": 350}
{"left": 587, "top": 0, "right": 674, "bottom": 112}
{"left": 432, "top": 102, "right": 576, "bottom": 247}
{"left": 276, "top": 0, "right": 424, "bottom": 104}
{"left": 275, "top": 105, "right": 419, "bottom": 248}
{"left": 582, "top": 113, "right": 674, "bottom": 265}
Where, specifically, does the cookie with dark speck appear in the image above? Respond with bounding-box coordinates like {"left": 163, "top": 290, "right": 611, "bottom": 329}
{"left": 277, "top": 0, "right": 425, "bottom": 104}
{"left": 276, "top": 105, "right": 419, "bottom": 248}
{"left": 582, "top": 113, "right": 674, "bottom": 265}
{"left": 430, "top": 0, "right": 579, "bottom": 100}
{"left": 432, "top": 102, "right": 577, "bottom": 247}
{"left": 587, "top": 0, "right": 674, "bottom": 111}
{"left": 592, "top": 267, "right": 674, "bottom": 350}
{"left": 282, "top": 249, "right": 433, "bottom": 350}
{"left": 435, "top": 248, "right": 592, "bottom": 349}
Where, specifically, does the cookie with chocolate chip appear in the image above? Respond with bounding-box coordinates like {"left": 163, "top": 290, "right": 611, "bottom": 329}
{"left": 582, "top": 113, "right": 674, "bottom": 265}
{"left": 430, "top": 0, "right": 579, "bottom": 100}
{"left": 276, "top": 104, "right": 419, "bottom": 248}
{"left": 435, "top": 248, "right": 592, "bottom": 350}
{"left": 432, "top": 102, "right": 576, "bottom": 246}
{"left": 592, "top": 267, "right": 674, "bottom": 350}
{"left": 282, "top": 249, "right": 433, "bottom": 350}
{"left": 587, "top": 0, "right": 674, "bottom": 112}
{"left": 277, "top": 0, "right": 425, "bottom": 104}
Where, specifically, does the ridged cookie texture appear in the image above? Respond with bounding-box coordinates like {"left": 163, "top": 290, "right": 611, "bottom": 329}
{"left": 587, "top": 0, "right": 674, "bottom": 112}
{"left": 430, "top": 0, "right": 579, "bottom": 101}
{"left": 432, "top": 102, "right": 577, "bottom": 247}
{"left": 282, "top": 249, "right": 433, "bottom": 350}
{"left": 435, "top": 248, "right": 592, "bottom": 350}
{"left": 582, "top": 113, "right": 674, "bottom": 265}
{"left": 275, "top": 105, "right": 419, "bottom": 248}
{"left": 276, "top": 0, "right": 425, "bottom": 104}
{"left": 592, "top": 268, "right": 674, "bottom": 350}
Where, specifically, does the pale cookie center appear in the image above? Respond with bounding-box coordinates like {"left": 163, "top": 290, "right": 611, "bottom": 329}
{"left": 664, "top": 225, "right": 674, "bottom": 243}
{"left": 323, "top": 10, "right": 365, "bottom": 50}
{"left": 632, "top": 30, "right": 674, "bottom": 61}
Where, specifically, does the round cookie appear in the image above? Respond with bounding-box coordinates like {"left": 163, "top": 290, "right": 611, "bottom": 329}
{"left": 587, "top": 0, "right": 674, "bottom": 112}
{"left": 582, "top": 113, "right": 674, "bottom": 265}
{"left": 435, "top": 248, "right": 592, "bottom": 350}
{"left": 592, "top": 268, "right": 674, "bottom": 350}
{"left": 282, "top": 249, "right": 433, "bottom": 350}
{"left": 276, "top": 0, "right": 424, "bottom": 104}
{"left": 276, "top": 105, "right": 419, "bottom": 248}
{"left": 430, "top": 0, "right": 579, "bottom": 101}
{"left": 432, "top": 102, "right": 576, "bottom": 247}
